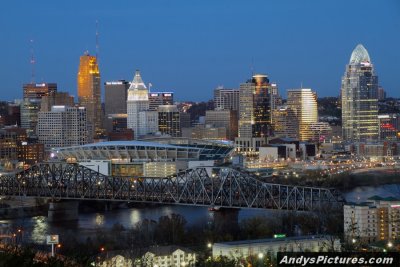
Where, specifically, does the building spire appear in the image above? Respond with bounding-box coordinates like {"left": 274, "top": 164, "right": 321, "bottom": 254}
{"left": 129, "top": 70, "right": 147, "bottom": 90}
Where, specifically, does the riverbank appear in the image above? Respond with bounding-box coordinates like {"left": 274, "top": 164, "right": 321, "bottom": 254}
{"left": 265, "top": 169, "right": 400, "bottom": 191}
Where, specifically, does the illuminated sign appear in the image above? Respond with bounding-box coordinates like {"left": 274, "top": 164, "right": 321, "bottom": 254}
{"left": 391, "top": 205, "right": 400, "bottom": 209}
{"left": 164, "top": 93, "right": 172, "bottom": 96}
{"left": 105, "top": 81, "right": 124, "bottom": 85}
{"left": 46, "top": 235, "right": 59, "bottom": 244}
{"left": 150, "top": 93, "right": 159, "bottom": 96}
{"left": 273, "top": 234, "right": 286, "bottom": 238}
{"left": 35, "top": 83, "right": 46, "bottom": 87}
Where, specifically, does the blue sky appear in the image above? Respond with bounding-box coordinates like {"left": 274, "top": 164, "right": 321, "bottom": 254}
{"left": 0, "top": 0, "right": 399, "bottom": 101}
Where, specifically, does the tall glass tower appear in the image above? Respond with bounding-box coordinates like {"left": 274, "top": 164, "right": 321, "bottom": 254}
{"left": 341, "top": 44, "right": 379, "bottom": 142}
{"left": 287, "top": 88, "right": 318, "bottom": 141}
{"left": 77, "top": 52, "right": 102, "bottom": 138}
{"left": 238, "top": 74, "right": 272, "bottom": 138}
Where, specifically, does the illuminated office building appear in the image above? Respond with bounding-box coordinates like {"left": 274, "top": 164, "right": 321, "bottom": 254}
{"left": 238, "top": 74, "right": 273, "bottom": 138}
{"left": 205, "top": 110, "right": 238, "bottom": 140}
{"left": 158, "top": 105, "right": 181, "bottom": 137}
{"left": 37, "top": 106, "right": 89, "bottom": 150}
{"left": 77, "top": 52, "right": 102, "bottom": 137}
{"left": 214, "top": 87, "right": 240, "bottom": 111}
{"left": 127, "top": 70, "right": 151, "bottom": 139}
{"left": 378, "top": 114, "right": 400, "bottom": 141}
{"left": 149, "top": 92, "right": 174, "bottom": 111}
{"left": 40, "top": 92, "right": 74, "bottom": 112}
{"left": 236, "top": 74, "right": 274, "bottom": 154}
{"left": 341, "top": 44, "right": 379, "bottom": 142}
{"left": 271, "top": 105, "right": 298, "bottom": 139}
{"left": 20, "top": 98, "right": 41, "bottom": 137}
{"left": 23, "top": 83, "right": 57, "bottom": 100}
{"left": 287, "top": 88, "right": 318, "bottom": 141}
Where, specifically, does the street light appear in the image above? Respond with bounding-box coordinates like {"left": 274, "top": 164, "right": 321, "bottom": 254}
{"left": 207, "top": 243, "right": 212, "bottom": 248}
{"left": 388, "top": 242, "right": 393, "bottom": 248}
{"left": 258, "top": 253, "right": 264, "bottom": 259}
{"left": 352, "top": 238, "right": 356, "bottom": 244}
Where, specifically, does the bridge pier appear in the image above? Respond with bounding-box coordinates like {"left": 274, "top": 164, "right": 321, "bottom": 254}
{"left": 48, "top": 201, "right": 79, "bottom": 222}
{"left": 212, "top": 208, "right": 240, "bottom": 237}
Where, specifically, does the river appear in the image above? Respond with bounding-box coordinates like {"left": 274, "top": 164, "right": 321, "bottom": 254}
{"left": 1, "top": 184, "right": 399, "bottom": 244}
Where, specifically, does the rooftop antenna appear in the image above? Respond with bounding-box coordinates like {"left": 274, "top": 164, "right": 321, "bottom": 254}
{"left": 300, "top": 81, "right": 303, "bottom": 89}
{"left": 95, "top": 20, "right": 99, "bottom": 61}
{"left": 148, "top": 83, "right": 152, "bottom": 93}
{"left": 30, "top": 38, "right": 35, "bottom": 83}
{"left": 250, "top": 57, "right": 254, "bottom": 76}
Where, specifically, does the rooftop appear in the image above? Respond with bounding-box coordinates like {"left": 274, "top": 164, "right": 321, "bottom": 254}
{"left": 349, "top": 44, "right": 371, "bottom": 64}
{"left": 53, "top": 140, "right": 201, "bottom": 151}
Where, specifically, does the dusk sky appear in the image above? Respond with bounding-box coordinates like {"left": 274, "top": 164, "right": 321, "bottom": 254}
{"left": 1, "top": 0, "right": 399, "bottom": 101}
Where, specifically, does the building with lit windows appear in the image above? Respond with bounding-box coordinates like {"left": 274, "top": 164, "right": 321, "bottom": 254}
{"left": 205, "top": 110, "right": 238, "bottom": 140}
{"left": 341, "top": 44, "right": 379, "bottom": 142}
{"left": 20, "top": 98, "right": 41, "bottom": 137}
{"left": 158, "top": 105, "right": 181, "bottom": 137}
{"left": 309, "top": 122, "right": 332, "bottom": 142}
{"left": 182, "top": 125, "right": 227, "bottom": 140}
{"left": 236, "top": 74, "right": 274, "bottom": 155}
{"left": 37, "top": 106, "right": 89, "bottom": 150}
{"left": 23, "top": 83, "right": 57, "bottom": 100}
{"left": 213, "top": 87, "right": 240, "bottom": 111}
{"left": 127, "top": 70, "right": 152, "bottom": 139}
{"left": 77, "top": 52, "right": 102, "bottom": 138}
{"left": 53, "top": 138, "right": 234, "bottom": 178}
{"left": 40, "top": 92, "right": 74, "bottom": 112}
{"left": 344, "top": 196, "right": 400, "bottom": 243}
{"left": 212, "top": 235, "right": 340, "bottom": 258}
{"left": 142, "top": 246, "right": 197, "bottom": 267}
{"left": 271, "top": 105, "right": 298, "bottom": 139}
{"left": 149, "top": 92, "right": 174, "bottom": 111}
{"left": 287, "top": 88, "right": 318, "bottom": 141}
{"left": 378, "top": 114, "right": 400, "bottom": 141}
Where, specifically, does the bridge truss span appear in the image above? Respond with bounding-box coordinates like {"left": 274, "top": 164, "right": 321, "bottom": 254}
{"left": 0, "top": 163, "right": 342, "bottom": 211}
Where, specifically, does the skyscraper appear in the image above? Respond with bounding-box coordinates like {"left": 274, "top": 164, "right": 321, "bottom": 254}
{"left": 23, "top": 83, "right": 57, "bottom": 100}
{"left": 149, "top": 92, "right": 174, "bottom": 111}
{"left": 77, "top": 52, "right": 102, "bottom": 138}
{"left": 20, "top": 98, "right": 41, "bottom": 137}
{"left": 271, "top": 105, "right": 298, "bottom": 139}
{"left": 104, "top": 80, "right": 129, "bottom": 115}
{"left": 158, "top": 105, "right": 181, "bottom": 137}
{"left": 21, "top": 83, "right": 57, "bottom": 137}
{"left": 37, "top": 106, "right": 89, "bottom": 150}
{"left": 40, "top": 92, "right": 75, "bottom": 112}
{"left": 341, "top": 44, "right": 379, "bottom": 142}
{"left": 214, "top": 87, "right": 240, "bottom": 111}
{"left": 236, "top": 74, "right": 274, "bottom": 154}
{"left": 205, "top": 110, "right": 238, "bottom": 140}
{"left": 287, "top": 88, "right": 318, "bottom": 141}
{"left": 127, "top": 70, "right": 151, "bottom": 139}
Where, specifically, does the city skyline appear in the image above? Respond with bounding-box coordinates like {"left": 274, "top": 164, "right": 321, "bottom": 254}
{"left": 1, "top": 0, "right": 399, "bottom": 101}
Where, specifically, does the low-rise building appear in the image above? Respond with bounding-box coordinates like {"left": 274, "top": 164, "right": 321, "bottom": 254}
{"left": 212, "top": 235, "right": 340, "bottom": 258}
{"left": 344, "top": 196, "right": 400, "bottom": 243}
{"left": 142, "top": 246, "right": 196, "bottom": 267}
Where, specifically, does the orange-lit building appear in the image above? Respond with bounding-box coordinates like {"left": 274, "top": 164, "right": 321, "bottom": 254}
{"left": 77, "top": 52, "right": 102, "bottom": 138}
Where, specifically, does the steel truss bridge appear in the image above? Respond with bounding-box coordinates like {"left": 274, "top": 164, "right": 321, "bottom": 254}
{"left": 0, "top": 163, "right": 343, "bottom": 211}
